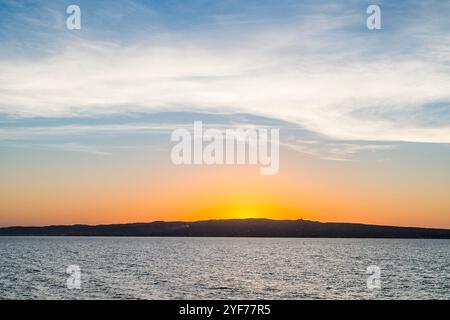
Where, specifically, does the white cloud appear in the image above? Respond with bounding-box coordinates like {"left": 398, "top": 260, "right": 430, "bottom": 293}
{"left": 283, "top": 139, "right": 396, "bottom": 161}
{"left": 1, "top": 7, "right": 449, "bottom": 144}
{"left": 35, "top": 142, "right": 113, "bottom": 156}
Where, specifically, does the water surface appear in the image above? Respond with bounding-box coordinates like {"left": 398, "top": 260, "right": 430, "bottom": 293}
{"left": 0, "top": 237, "right": 449, "bottom": 299}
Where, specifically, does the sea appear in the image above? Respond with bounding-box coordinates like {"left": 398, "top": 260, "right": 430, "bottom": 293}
{"left": 0, "top": 237, "right": 449, "bottom": 299}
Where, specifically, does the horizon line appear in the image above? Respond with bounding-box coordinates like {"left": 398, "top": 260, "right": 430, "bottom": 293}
{"left": 2, "top": 217, "right": 449, "bottom": 231}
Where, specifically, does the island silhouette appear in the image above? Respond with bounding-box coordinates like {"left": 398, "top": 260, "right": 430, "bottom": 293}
{"left": 0, "top": 219, "right": 449, "bottom": 238}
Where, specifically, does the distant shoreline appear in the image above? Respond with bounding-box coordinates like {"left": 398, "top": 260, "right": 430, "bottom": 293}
{"left": 1, "top": 218, "right": 449, "bottom": 239}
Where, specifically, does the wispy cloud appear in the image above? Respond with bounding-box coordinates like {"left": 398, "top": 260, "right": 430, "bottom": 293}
{"left": 0, "top": 0, "right": 449, "bottom": 144}
{"left": 37, "top": 142, "right": 113, "bottom": 155}
{"left": 282, "top": 139, "right": 396, "bottom": 161}
{"left": 1, "top": 141, "right": 113, "bottom": 156}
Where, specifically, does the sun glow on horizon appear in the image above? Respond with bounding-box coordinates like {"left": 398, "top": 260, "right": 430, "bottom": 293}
{"left": 0, "top": 1, "right": 449, "bottom": 230}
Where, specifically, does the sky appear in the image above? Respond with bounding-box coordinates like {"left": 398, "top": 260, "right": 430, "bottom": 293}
{"left": 0, "top": 0, "right": 449, "bottom": 228}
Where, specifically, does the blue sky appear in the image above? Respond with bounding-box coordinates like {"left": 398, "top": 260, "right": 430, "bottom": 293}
{"left": 0, "top": 0, "right": 449, "bottom": 156}
{"left": 1, "top": 0, "right": 450, "bottom": 227}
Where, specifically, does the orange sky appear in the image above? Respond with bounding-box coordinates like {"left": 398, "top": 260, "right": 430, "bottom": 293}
{"left": 1, "top": 147, "right": 449, "bottom": 228}
{"left": 1, "top": 1, "right": 450, "bottom": 230}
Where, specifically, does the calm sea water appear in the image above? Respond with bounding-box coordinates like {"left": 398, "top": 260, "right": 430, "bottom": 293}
{"left": 0, "top": 237, "right": 449, "bottom": 300}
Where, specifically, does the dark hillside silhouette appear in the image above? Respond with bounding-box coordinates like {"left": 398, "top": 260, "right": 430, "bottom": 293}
{"left": 1, "top": 219, "right": 449, "bottom": 238}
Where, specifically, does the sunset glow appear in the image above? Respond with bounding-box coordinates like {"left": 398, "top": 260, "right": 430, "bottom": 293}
{"left": 0, "top": 0, "right": 449, "bottom": 229}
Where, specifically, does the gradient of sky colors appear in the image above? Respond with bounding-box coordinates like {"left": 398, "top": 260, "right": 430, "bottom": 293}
{"left": 0, "top": 0, "right": 449, "bottom": 228}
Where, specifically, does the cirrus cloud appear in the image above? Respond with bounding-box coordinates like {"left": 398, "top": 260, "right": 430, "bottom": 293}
{"left": 0, "top": 0, "right": 449, "bottom": 144}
